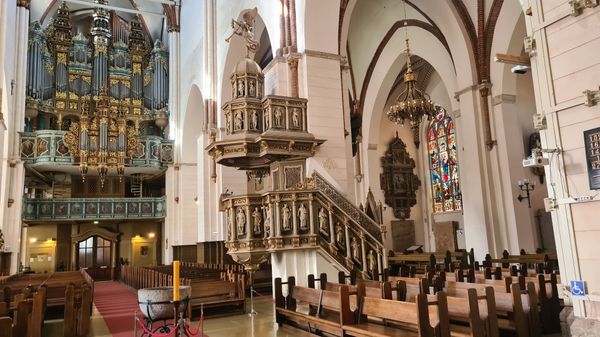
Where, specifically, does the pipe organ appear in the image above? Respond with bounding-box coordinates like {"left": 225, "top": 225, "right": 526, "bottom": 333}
{"left": 25, "top": 1, "right": 170, "bottom": 184}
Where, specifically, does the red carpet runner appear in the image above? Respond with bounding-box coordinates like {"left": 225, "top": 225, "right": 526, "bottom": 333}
{"left": 94, "top": 281, "right": 139, "bottom": 337}
{"left": 95, "top": 281, "right": 206, "bottom": 337}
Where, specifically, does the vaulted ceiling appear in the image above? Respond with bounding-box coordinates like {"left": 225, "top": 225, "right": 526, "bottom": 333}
{"left": 30, "top": 0, "right": 172, "bottom": 42}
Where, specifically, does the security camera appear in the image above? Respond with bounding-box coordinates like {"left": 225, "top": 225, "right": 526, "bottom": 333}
{"left": 511, "top": 65, "right": 530, "bottom": 74}
{"left": 523, "top": 149, "right": 549, "bottom": 168}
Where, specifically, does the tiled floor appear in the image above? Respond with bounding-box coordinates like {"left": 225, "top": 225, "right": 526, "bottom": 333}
{"left": 41, "top": 289, "right": 302, "bottom": 337}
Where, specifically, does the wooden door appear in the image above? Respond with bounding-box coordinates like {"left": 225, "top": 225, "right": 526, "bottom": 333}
{"left": 77, "top": 236, "right": 112, "bottom": 281}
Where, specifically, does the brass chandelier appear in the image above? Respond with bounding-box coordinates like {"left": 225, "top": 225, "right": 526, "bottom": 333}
{"left": 386, "top": 1, "right": 436, "bottom": 145}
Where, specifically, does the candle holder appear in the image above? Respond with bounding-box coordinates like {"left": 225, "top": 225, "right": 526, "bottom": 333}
{"left": 517, "top": 179, "right": 535, "bottom": 208}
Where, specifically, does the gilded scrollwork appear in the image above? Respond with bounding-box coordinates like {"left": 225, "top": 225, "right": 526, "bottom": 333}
{"left": 63, "top": 123, "right": 79, "bottom": 154}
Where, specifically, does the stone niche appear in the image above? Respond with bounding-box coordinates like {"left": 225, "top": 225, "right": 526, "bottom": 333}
{"left": 270, "top": 160, "right": 305, "bottom": 191}
{"left": 391, "top": 220, "right": 415, "bottom": 252}
{"left": 433, "top": 221, "right": 458, "bottom": 252}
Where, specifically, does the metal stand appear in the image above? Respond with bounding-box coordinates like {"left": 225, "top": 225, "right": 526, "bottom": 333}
{"left": 136, "top": 297, "right": 192, "bottom": 337}
{"left": 248, "top": 286, "right": 257, "bottom": 316}
{"left": 200, "top": 304, "right": 205, "bottom": 337}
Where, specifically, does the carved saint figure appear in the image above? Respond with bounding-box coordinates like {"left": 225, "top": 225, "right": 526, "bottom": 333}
{"left": 234, "top": 111, "right": 243, "bottom": 130}
{"left": 292, "top": 108, "right": 300, "bottom": 128}
{"left": 351, "top": 237, "right": 360, "bottom": 260}
{"left": 263, "top": 205, "right": 271, "bottom": 235}
{"left": 251, "top": 110, "right": 258, "bottom": 130}
{"left": 282, "top": 204, "right": 291, "bottom": 231}
{"left": 249, "top": 81, "right": 256, "bottom": 96}
{"left": 367, "top": 250, "right": 376, "bottom": 275}
{"left": 224, "top": 8, "right": 259, "bottom": 57}
{"left": 227, "top": 209, "right": 234, "bottom": 240}
{"left": 226, "top": 113, "right": 232, "bottom": 133}
{"left": 252, "top": 207, "right": 262, "bottom": 234}
{"left": 335, "top": 223, "right": 344, "bottom": 243}
{"left": 318, "top": 207, "right": 328, "bottom": 232}
{"left": 298, "top": 203, "right": 308, "bottom": 230}
{"left": 237, "top": 80, "right": 245, "bottom": 97}
{"left": 274, "top": 108, "right": 283, "bottom": 127}
{"left": 264, "top": 112, "right": 271, "bottom": 129}
{"left": 236, "top": 207, "right": 246, "bottom": 235}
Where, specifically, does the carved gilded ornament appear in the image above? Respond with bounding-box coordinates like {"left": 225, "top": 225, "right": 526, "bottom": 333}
{"left": 56, "top": 53, "right": 67, "bottom": 65}
{"left": 95, "top": 44, "right": 108, "bottom": 54}
{"left": 17, "top": 0, "right": 31, "bottom": 9}
{"left": 133, "top": 63, "right": 142, "bottom": 74}
{"left": 63, "top": 123, "right": 79, "bottom": 154}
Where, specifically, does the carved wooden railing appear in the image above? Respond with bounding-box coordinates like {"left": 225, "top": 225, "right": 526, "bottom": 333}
{"left": 22, "top": 196, "right": 166, "bottom": 221}
{"left": 19, "top": 131, "right": 174, "bottom": 167}
{"left": 222, "top": 173, "right": 387, "bottom": 279}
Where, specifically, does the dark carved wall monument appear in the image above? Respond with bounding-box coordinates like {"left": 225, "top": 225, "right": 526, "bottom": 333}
{"left": 380, "top": 133, "right": 421, "bottom": 220}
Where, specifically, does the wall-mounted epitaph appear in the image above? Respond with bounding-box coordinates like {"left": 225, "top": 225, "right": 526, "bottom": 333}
{"left": 380, "top": 133, "right": 421, "bottom": 219}
{"left": 584, "top": 127, "right": 600, "bottom": 190}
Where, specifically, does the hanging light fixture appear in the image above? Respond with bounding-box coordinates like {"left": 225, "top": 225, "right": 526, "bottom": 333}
{"left": 386, "top": 0, "right": 436, "bottom": 147}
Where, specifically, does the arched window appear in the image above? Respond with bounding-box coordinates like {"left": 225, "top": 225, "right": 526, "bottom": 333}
{"left": 427, "top": 108, "right": 461, "bottom": 213}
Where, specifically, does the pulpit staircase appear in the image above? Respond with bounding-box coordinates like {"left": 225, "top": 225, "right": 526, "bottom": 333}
{"left": 222, "top": 172, "right": 387, "bottom": 280}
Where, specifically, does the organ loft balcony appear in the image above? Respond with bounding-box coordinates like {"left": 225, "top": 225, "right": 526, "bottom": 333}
{"left": 21, "top": 172, "right": 167, "bottom": 222}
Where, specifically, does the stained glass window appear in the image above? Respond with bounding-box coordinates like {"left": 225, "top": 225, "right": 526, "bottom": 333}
{"left": 427, "top": 108, "right": 461, "bottom": 213}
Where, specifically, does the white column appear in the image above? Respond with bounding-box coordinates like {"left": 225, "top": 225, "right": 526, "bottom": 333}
{"left": 168, "top": 30, "right": 181, "bottom": 157}
{"left": 4, "top": 2, "right": 29, "bottom": 274}
{"left": 164, "top": 20, "right": 181, "bottom": 263}
{"left": 455, "top": 88, "right": 498, "bottom": 262}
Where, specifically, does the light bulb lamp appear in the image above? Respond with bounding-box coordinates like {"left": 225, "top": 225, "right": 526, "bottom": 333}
{"left": 517, "top": 179, "right": 535, "bottom": 208}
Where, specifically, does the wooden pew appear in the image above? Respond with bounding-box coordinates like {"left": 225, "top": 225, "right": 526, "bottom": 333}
{"left": 0, "top": 316, "right": 12, "bottom": 337}
{"left": 389, "top": 250, "right": 474, "bottom": 274}
{"left": 520, "top": 274, "right": 561, "bottom": 334}
{"left": 389, "top": 252, "right": 438, "bottom": 274}
{"left": 275, "top": 277, "right": 354, "bottom": 336}
{"left": 387, "top": 276, "right": 430, "bottom": 301}
{"left": 12, "top": 297, "right": 32, "bottom": 337}
{"left": 341, "top": 291, "right": 451, "bottom": 337}
{"left": 446, "top": 281, "right": 541, "bottom": 337}
{"left": 307, "top": 273, "right": 328, "bottom": 290}
{"left": 121, "top": 265, "right": 246, "bottom": 313}
{"left": 428, "top": 287, "right": 499, "bottom": 337}
{"left": 1, "top": 271, "right": 92, "bottom": 309}
{"left": 483, "top": 250, "right": 558, "bottom": 274}
{"left": 187, "top": 273, "right": 245, "bottom": 312}
{"left": 471, "top": 273, "right": 559, "bottom": 334}
{"left": 63, "top": 282, "right": 92, "bottom": 337}
{"left": 356, "top": 279, "right": 394, "bottom": 300}
{"left": 338, "top": 270, "right": 357, "bottom": 285}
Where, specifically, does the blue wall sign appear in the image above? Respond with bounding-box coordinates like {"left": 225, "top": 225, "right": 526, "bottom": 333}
{"left": 570, "top": 280, "right": 586, "bottom": 297}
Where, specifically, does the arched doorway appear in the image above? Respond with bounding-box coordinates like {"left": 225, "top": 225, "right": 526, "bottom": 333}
{"left": 72, "top": 228, "right": 119, "bottom": 281}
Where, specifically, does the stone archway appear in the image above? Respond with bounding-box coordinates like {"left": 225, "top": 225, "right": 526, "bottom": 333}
{"left": 71, "top": 227, "right": 119, "bottom": 280}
